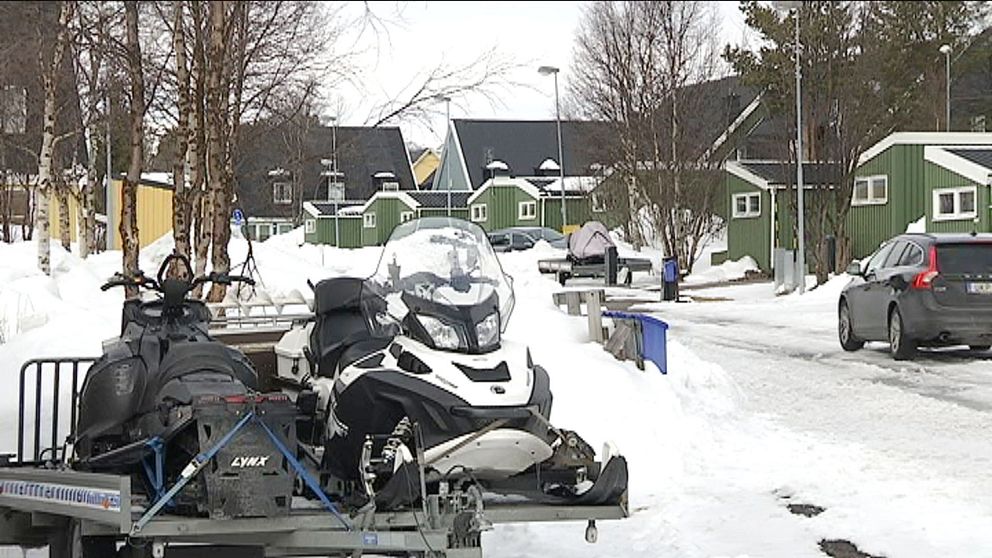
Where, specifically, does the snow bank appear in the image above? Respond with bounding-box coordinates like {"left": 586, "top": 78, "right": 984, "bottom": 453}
{"left": 906, "top": 215, "right": 926, "bottom": 233}
{"left": 684, "top": 256, "right": 758, "bottom": 285}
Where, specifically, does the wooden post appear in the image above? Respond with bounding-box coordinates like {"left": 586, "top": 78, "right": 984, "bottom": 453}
{"left": 587, "top": 290, "right": 604, "bottom": 343}
{"left": 565, "top": 292, "right": 581, "bottom": 316}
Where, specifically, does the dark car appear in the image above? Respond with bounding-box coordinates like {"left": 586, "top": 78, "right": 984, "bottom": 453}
{"left": 489, "top": 227, "right": 567, "bottom": 252}
{"left": 839, "top": 233, "right": 992, "bottom": 360}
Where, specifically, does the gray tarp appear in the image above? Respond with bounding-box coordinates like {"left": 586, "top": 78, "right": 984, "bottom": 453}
{"left": 567, "top": 221, "right": 615, "bottom": 262}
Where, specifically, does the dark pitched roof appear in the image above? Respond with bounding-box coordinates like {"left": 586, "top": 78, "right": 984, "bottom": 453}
{"left": 736, "top": 161, "right": 842, "bottom": 186}
{"left": 235, "top": 124, "right": 416, "bottom": 219}
{"left": 408, "top": 191, "right": 471, "bottom": 208}
{"left": 947, "top": 148, "right": 992, "bottom": 169}
{"left": 452, "top": 119, "right": 610, "bottom": 188}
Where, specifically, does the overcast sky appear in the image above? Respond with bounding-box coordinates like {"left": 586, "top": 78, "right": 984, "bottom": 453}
{"left": 331, "top": 1, "right": 751, "bottom": 149}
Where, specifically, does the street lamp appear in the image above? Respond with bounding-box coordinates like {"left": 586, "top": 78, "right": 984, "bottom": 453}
{"left": 772, "top": 1, "right": 806, "bottom": 293}
{"left": 538, "top": 65, "right": 567, "bottom": 231}
{"left": 434, "top": 95, "right": 452, "bottom": 216}
{"left": 940, "top": 44, "right": 952, "bottom": 131}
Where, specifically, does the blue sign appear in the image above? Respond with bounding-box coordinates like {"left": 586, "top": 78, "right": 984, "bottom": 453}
{"left": 362, "top": 533, "right": 378, "bottom": 546}
{"left": 232, "top": 208, "right": 245, "bottom": 226}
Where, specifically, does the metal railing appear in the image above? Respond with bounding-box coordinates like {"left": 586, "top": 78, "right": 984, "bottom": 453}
{"left": 16, "top": 357, "right": 96, "bottom": 465}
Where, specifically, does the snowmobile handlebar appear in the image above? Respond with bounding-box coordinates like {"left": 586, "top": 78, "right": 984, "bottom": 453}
{"left": 101, "top": 253, "right": 255, "bottom": 295}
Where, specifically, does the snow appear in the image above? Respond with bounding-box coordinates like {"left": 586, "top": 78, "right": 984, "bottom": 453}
{"left": 3, "top": 226, "right": 992, "bottom": 557}
{"left": 538, "top": 158, "right": 560, "bottom": 171}
{"left": 684, "top": 255, "right": 758, "bottom": 285}
{"left": 906, "top": 215, "right": 926, "bottom": 233}
{"left": 541, "top": 175, "right": 599, "bottom": 193}
{"left": 485, "top": 160, "right": 509, "bottom": 171}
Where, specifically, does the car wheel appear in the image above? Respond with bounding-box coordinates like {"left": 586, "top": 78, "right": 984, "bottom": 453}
{"left": 969, "top": 345, "right": 991, "bottom": 352}
{"left": 838, "top": 301, "right": 864, "bottom": 351}
{"left": 888, "top": 307, "right": 916, "bottom": 361}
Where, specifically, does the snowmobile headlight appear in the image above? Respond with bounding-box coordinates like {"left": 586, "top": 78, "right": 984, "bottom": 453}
{"left": 418, "top": 315, "right": 462, "bottom": 350}
{"left": 475, "top": 312, "right": 500, "bottom": 349}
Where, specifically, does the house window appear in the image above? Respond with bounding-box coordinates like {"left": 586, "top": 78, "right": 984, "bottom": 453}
{"left": 518, "top": 201, "right": 537, "bottom": 220}
{"left": 382, "top": 181, "right": 400, "bottom": 192}
{"left": 852, "top": 175, "right": 888, "bottom": 206}
{"left": 273, "top": 182, "right": 293, "bottom": 205}
{"left": 400, "top": 211, "right": 414, "bottom": 223}
{"left": 305, "top": 219, "right": 316, "bottom": 233}
{"left": 471, "top": 204, "right": 488, "bottom": 223}
{"left": 364, "top": 212, "right": 376, "bottom": 228}
{"left": 732, "top": 192, "right": 760, "bottom": 218}
{"left": 933, "top": 186, "right": 978, "bottom": 221}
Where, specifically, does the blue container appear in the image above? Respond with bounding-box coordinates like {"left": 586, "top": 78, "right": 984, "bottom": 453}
{"left": 602, "top": 311, "right": 669, "bottom": 374}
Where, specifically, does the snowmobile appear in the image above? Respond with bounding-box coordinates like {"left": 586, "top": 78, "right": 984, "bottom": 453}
{"left": 275, "top": 217, "right": 628, "bottom": 510}
{"left": 73, "top": 254, "right": 300, "bottom": 519}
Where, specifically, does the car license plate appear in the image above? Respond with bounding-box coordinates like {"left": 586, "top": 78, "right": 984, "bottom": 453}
{"left": 967, "top": 282, "right": 992, "bottom": 294}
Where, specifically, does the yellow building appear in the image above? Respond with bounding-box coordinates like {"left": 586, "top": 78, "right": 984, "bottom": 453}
{"left": 412, "top": 148, "right": 440, "bottom": 188}
{"left": 49, "top": 175, "right": 174, "bottom": 250}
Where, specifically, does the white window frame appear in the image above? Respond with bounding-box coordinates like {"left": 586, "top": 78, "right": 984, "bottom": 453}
{"left": 382, "top": 181, "right": 400, "bottom": 191}
{"left": 731, "top": 192, "right": 761, "bottom": 219}
{"left": 400, "top": 210, "right": 415, "bottom": 223}
{"left": 305, "top": 219, "right": 316, "bottom": 233}
{"left": 932, "top": 186, "right": 978, "bottom": 221}
{"left": 852, "top": 175, "right": 888, "bottom": 206}
{"left": 471, "top": 203, "right": 487, "bottom": 223}
{"left": 591, "top": 192, "right": 606, "bottom": 213}
{"left": 364, "top": 212, "right": 376, "bottom": 229}
{"left": 518, "top": 200, "right": 537, "bottom": 220}
{"left": 273, "top": 182, "right": 293, "bottom": 205}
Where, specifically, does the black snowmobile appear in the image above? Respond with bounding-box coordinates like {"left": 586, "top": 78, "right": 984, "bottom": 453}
{"left": 73, "top": 254, "right": 300, "bottom": 519}
{"left": 275, "top": 217, "right": 628, "bottom": 510}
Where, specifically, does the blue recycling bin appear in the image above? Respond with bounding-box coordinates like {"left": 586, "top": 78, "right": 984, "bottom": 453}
{"left": 602, "top": 310, "right": 669, "bottom": 374}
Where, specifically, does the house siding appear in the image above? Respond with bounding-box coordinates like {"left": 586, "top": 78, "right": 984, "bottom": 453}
{"left": 848, "top": 144, "right": 928, "bottom": 258}
{"left": 725, "top": 174, "right": 771, "bottom": 271}
{"left": 542, "top": 197, "right": 593, "bottom": 232}
{"left": 362, "top": 197, "right": 416, "bottom": 245}
{"left": 924, "top": 161, "right": 987, "bottom": 233}
{"left": 419, "top": 208, "right": 470, "bottom": 220}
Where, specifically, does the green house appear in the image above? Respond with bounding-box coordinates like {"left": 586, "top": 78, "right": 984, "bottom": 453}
{"left": 921, "top": 144, "right": 992, "bottom": 233}
{"left": 720, "top": 161, "right": 837, "bottom": 271}
{"left": 466, "top": 176, "right": 598, "bottom": 233}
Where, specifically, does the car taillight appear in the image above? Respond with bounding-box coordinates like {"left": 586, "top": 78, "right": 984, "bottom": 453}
{"left": 912, "top": 246, "right": 940, "bottom": 289}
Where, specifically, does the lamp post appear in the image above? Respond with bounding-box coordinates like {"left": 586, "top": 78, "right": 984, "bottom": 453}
{"left": 538, "top": 65, "right": 566, "bottom": 231}
{"left": 940, "top": 44, "right": 952, "bottom": 131}
{"left": 773, "top": 1, "right": 806, "bottom": 293}
{"left": 434, "top": 95, "right": 452, "bottom": 216}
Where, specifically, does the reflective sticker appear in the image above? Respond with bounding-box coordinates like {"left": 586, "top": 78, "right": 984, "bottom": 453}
{"left": 0, "top": 480, "right": 121, "bottom": 512}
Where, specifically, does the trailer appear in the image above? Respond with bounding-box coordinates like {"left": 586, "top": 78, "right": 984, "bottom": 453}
{"left": 1, "top": 322, "right": 628, "bottom": 557}
{"left": 537, "top": 257, "right": 653, "bottom": 286}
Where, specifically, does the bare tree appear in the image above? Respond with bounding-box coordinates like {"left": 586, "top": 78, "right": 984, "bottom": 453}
{"left": 119, "top": 1, "right": 145, "bottom": 295}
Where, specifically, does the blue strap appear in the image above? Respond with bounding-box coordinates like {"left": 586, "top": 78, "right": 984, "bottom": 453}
{"left": 140, "top": 437, "right": 167, "bottom": 505}
{"left": 254, "top": 415, "right": 351, "bottom": 530}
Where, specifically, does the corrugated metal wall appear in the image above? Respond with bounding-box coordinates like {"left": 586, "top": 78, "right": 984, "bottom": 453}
{"left": 362, "top": 197, "right": 416, "bottom": 246}
{"left": 110, "top": 180, "right": 175, "bottom": 249}
{"left": 542, "top": 197, "right": 592, "bottom": 232}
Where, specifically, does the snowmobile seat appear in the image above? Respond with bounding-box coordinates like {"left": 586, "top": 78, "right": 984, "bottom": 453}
{"left": 141, "top": 343, "right": 258, "bottom": 411}
{"left": 311, "top": 277, "right": 389, "bottom": 376}
{"left": 339, "top": 337, "right": 392, "bottom": 370}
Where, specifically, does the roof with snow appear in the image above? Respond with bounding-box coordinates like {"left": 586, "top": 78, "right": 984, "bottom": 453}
{"left": 538, "top": 158, "right": 561, "bottom": 171}
{"left": 304, "top": 201, "right": 363, "bottom": 217}
{"left": 407, "top": 191, "right": 472, "bottom": 208}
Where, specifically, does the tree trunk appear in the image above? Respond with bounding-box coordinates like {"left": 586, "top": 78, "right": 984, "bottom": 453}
{"left": 121, "top": 1, "right": 145, "bottom": 297}
{"left": 36, "top": 1, "right": 73, "bottom": 274}
{"left": 57, "top": 183, "right": 71, "bottom": 250}
{"left": 170, "top": 1, "right": 192, "bottom": 276}
{"left": 204, "top": 0, "right": 228, "bottom": 302}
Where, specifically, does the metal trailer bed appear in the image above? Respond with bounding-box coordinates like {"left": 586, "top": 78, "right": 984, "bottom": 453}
{"left": 2, "top": 332, "right": 628, "bottom": 557}
{"left": 0, "top": 466, "right": 626, "bottom": 557}
{"left": 537, "top": 257, "right": 653, "bottom": 286}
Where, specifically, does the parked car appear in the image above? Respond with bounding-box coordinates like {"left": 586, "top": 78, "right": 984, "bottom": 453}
{"left": 489, "top": 227, "right": 567, "bottom": 252}
{"left": 838, "top": 232, "right": 992, "bottom": 360}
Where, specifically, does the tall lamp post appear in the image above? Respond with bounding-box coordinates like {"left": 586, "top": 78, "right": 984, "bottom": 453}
{"left": 940, "top": 44, "right": 952, "bottom": 131}
{"left": 538, "top": 65, "right": 566, "bottom": 231}
{"left": 434, "top": 95, "right": 452, "bottom": 216}
{"left": 773, "top": 1, "right": 806, "bottom": 293}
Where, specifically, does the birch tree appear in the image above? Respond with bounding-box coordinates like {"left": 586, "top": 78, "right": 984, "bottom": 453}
{"left": 36, "top": 1, "right": 74, "bottom": 274}
{"left": 119, "top": 1, "right": 144, "bottom": 294}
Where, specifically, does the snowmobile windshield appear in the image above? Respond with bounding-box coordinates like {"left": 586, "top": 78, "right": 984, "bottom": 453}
{"left": 370, "top": 217, "right": 515, "bottom": 334}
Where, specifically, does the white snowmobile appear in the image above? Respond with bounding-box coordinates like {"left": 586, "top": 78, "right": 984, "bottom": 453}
{"left": 276, "top": 217, "right": 627, "bottom": 510}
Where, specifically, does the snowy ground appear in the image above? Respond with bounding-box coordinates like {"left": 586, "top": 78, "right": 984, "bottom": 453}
{"left": 2, "top": 231, "right": 991, "bottom": 557}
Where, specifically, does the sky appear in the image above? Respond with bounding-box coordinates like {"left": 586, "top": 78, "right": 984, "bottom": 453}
{"left": 331, "top": 1, "right": 751, "bottom": 149}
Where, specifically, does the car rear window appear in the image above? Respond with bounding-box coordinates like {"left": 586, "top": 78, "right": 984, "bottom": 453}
{"left": 937, "top": 243, "right": 992, "bottom": 274}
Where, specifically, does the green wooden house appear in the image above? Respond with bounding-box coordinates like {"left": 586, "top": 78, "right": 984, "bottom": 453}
{"left": 719, "top": 160, "right": 839, "bottom": 271}
{"left": 466, "top": 176, "right": 598, "bottom": 233}
{"left": 720, "top": 132, "right": 992, "bottom": 271}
